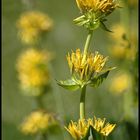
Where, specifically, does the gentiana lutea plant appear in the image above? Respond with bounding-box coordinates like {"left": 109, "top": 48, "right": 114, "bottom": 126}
{"left": 57, "top": 0, "right": 120, "bottom": 140}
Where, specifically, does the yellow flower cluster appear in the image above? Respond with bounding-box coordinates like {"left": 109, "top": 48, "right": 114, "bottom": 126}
{"left": 109, "top": 72, "right": 132, "bottom": 94}
{"left": 76, "top": 0, "right": 119, "bottom": 14}
{"left": 109, "top": 24, "right": 137, "bottom": 60}
{"left": 16, "top": 48, "right": 50, "bottom": 96}
{"left": 65, "top": 116, "right": 116, "bottom": 139}
{"left": 67, "top": 49, "right": 108, "bottom": 80}
{"left": 17, "top": 11, "right": 53, "bottom": 45}
{"left": 93, "top": 116, "right": 116, "bottom": 136}
{"left": 20, "top": 110, "right": 56, "bottom": 135}
{"left": 65, "top": 119, "right": 90, "bottom": 140}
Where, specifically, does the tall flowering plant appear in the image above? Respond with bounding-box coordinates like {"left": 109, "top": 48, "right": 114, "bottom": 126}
{"left": 57, "top": 0, "right": 120, "bottom": 140}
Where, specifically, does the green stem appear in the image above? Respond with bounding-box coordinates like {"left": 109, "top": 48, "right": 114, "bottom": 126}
{"left": 82, "top": 30, "right": 93, "bottom": 64}
{"left": 42, "top": 133, "right": 47, "bottom": 140}
{"left": 102, "top": 136, "right": 107, "bottom": 140}
{"left": 80, "top": 86, "right": 86, "bottom": 119}
{"left": 80, "top": 30, "right": 93, "bottom": 119}
{"left": 36, "top": 133, "right": 47, "bottom": 140}
{"left": 35, "top": 95, "right": 45, "bottom": 109}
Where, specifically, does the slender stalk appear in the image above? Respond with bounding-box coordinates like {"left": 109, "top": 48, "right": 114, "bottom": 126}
{"left": 36, "top": 133, "right": 47, "bottom": 140}
{"left": 35, "top": 95, "right": 45, "bottom": 109}
{"left": 80, "top": 30, "right": 93, "bottom": 119}
{"left": 104, "top": 136, "right": 107, "bottom": 140}
{"left": 82, "top": 30, "right": 93, "bottom": 64}
{"left": 80, "top": 86, "right": 86, "bottom": 119}
{"left": 42, "top": 133, "right": 47, "bottom": 140}
{"left": 101, "top": 136, "right": 107, "bottom": 140}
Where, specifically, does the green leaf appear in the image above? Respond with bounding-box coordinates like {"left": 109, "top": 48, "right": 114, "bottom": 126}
{"left": 81, "top": 126, "right": 93, "bottom": 140}
{"left": 82, "top": 126, "right": 102, "bottom": 140}
{"left": 100, "top": 21, "right": 113, "bottom": 32}
{"left": 90, "top": 126, "right": 102, "bottom": 140}
{"left": 89, "top": 67, "right": 116, "bottom": 88}
{"left": 73, "top": 15, "right": 87, "bottom": 26}
{"left": 56, "top": 79, "right": 80, "bottom": 91}
{"left": 74, "top": 14, "right": 100, "bottom": 31}
{"left": 100, "top": 67, "right": 116, "bottom": 73}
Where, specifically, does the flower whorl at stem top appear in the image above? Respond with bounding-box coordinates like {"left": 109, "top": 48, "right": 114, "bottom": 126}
{"left": 65, "top": 116, "right": 116, "bottom": 140}
{"left": 76, "top": 0, "right": 118, "bottom": 14}
{"left": 65, "top": 119, "right": 90, "bottom": 140}
{"left": 93, "top": 116, "right": 116, "bottom": 136}
{"left": 74, "top": 0, "right": 120, "bottom": 31}
{"left": 16, "top": 48, "right": 51, "bottom": 96}
{"left": 67, "top": 49, "right": 108, "bottom": 81}
{"left": 57, "top": 48, "right": 114, "bottom": 90}
{"left": 17, "top": 11, "right": 53, "bottom": 45}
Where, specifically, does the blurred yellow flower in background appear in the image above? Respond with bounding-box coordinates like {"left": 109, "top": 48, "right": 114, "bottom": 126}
{"left": 108, "top": 45, "right": 128, "bottom": 60}
{"left": 16, "top": 48, "right": 51, "bottom": 96}
{"left": 109, "top": 24, "right": 137, "bottom": 61}
{"left": 109, "top": 72, "right": 132, "bottom": 94}
{"left": 65, "top": 116, "right": 116, "bottom": 139}
{"left": 109, "top": 45, "right": 137, "bottom": 61}
{"left": 110, "top": 24, "right": 126, "bottom": 41}
{"left": 20, "top": 110, "right": 57, "bottom": 135}
{"left": 17, "top": 11, "right": 53, "bottom": 45}
{"left": 67, "top": 49, "right": 108, "bottom": 80}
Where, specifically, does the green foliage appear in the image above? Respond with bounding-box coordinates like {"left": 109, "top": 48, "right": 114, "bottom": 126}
{"left": 100, "top": 20, "right": 113, "bottom": 32}
{"left": 82, "top": 126, "right": 102, "bottom": 140}
{"left": 57, "top": 67, "right": 116, "bottom": 91}
{"left": 56, "top": 79, "right": 80, "bottom": 91}
{"left": 73, "top": 13, "right": 100, "bottom": 30}
{"left": 89, "top": 67, "right": 116, "bottom": 88}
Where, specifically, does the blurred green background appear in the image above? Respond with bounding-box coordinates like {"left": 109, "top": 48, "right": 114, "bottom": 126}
{"left": 2, "top": 0, "right": 138, "bottom": 140}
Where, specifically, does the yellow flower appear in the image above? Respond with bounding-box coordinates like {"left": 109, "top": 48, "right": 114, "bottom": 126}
{"left": 75, "top": 0, "right": 119, "bottom": 14}
{"left": 93, "top": 116, "right": 105, "bottom": 132}
{"left": 65, "top": 119, "right": 91, "bottom": 140}
{"left": 109, "top": 24, "right": 137, "bottom": 61}
{"left": 20, "top": 110, "right": 57, "bottom": 135}
{"left": 65, "top": 117, "right": 116, "bottom": 139}
{"left": 109, "top": 45, "right": 137, "bottom": 60}
{"left": 100, "top": 123, "right": 116, "bottom": 136}
{"left": 110, "top": 24, "right": 126, "bottom": 41}
{"left": 67, "top": 49, "right": 108, "bottom": 81}
{"left": 92, "top": 116, "right": 116, "bottom": 136}
{"left": 109, "top": 72, "right": 132, "bottom": 94}
{"left": 74, "top": 0, "right": 119, "bottom": 30}
{"left": 16, "top": 48, "right": 50, "bottom": 96}
{"left": 17, "top": 11, "right": 53, "bottom": 45}
{"left": 108, "top": 45, "right": 128, "bottom": 59}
